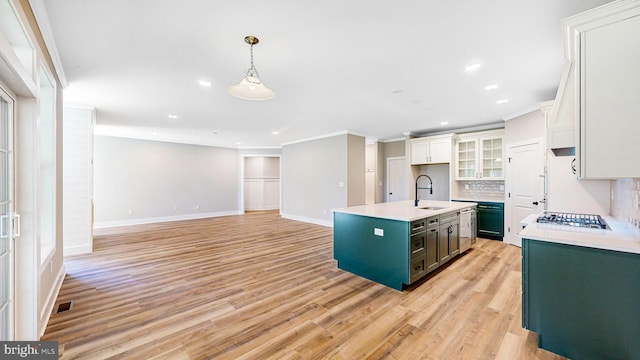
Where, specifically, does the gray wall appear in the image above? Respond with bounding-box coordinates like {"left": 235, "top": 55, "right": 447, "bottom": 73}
{"left": 281, "top": 133, "right": 365, "bottom": 226}
{"left": 94, "top": 136, "right": 240, "bottom": 227}
{"left": 383, "top": 140, "right": 406, "bottom": 158}
{"left": 504, "top": 110, "right": 545, "bottom": 144}
{"left": 415, "top": 163, "right": 450, "bottom": 201}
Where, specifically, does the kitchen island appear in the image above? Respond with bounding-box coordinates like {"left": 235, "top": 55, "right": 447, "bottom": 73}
{"left": 333, "top": 200, "right": 476, "bottom": 291}
{"left": 520, "top": 217, "right": 640, "bottom": 360}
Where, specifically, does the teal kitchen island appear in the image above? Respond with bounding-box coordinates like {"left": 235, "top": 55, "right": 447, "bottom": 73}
{"left": 333, "top": 200, "right": 476, "bottom": 291}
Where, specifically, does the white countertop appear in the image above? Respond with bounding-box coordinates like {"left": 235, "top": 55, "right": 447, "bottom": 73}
{"left": 520, "top": 215, "right": 640, "bottom": 255}
{"left": 332, "top": 200, "right": 477, "bottom": 222}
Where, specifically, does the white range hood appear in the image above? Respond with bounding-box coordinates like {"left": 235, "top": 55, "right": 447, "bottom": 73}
{"left": 546, "top": 61, "right": 577, "bottom": 157}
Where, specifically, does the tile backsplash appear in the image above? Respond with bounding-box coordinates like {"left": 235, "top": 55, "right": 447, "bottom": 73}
{"left": 456, "top": 181, "right": 505, "bottom": 201}
{"left": 610, "top": 178, "right": 640, "bottom": 230}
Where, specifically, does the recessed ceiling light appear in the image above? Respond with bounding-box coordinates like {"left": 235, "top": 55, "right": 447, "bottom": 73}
{"left": 150, "top": 131, "right": 158, "bottom": 136}
{"left": 236, "top": 141, "right": 242, "bottom": 145}
{"left": 484, "top": 84, "right": 498, "bottom": 91}
{"left": 465, "top": 63, "right": 481, "bottom": 72}
{"left": 496, "top": 99, "right": 509, "bottom": 105}
{"left": 272, "top": 131, "right": 279, "bottom": 135}
{"left": 440, "top": 121, "right": 449, "bottom": 126}
{"left": 168, "top": 114, "right": 178, "bottom": 119}
{"left": 199, "top": 80, "right": 212, "bottom": 87}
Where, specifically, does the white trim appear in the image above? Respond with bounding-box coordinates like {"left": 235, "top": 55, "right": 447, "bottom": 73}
{"left": 28, "top": 0, "right": 68, "bottom": 88}
{"left": 93, "top": 211, "right": 243, "bottom": 229}
{"left": 379, "top": 136, "right": 406, "bottom": 143}
{"left": 0, "top": 21, "right": 37, "bottom": 97}
{"left": 238, "top": 146, "right": 282, "bottom": 150}
{"left": 505, "top": 137, "right": 544, "bottom": 149}
{"left": 38, "top": 264, "right": 65, "bottom": 339}
{"left": 281, "top": 130, "right": 366, "bottom": 146}
{"left": 280, "top": 212, "right": 333, "bottom": 227}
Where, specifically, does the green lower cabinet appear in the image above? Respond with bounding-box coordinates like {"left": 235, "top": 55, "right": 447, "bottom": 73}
{"left": 438, "top": 213, "right": 460, "bottom": 265}
{"left": 426, "top": 227, "right": 439, "bottom": 273}
{"left": 522, "top": 238, "right": 640, "bottom": 360}
{"left": 476, "top": 202, "right": 503, "bottom": 239}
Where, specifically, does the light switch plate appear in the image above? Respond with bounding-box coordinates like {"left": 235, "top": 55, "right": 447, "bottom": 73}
{"left": 374, "top": 228, "right": 384, "bottom": 236}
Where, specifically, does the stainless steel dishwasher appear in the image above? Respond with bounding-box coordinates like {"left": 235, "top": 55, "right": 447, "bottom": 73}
{"left": 459, "top": 207, "right": 476, "bottom": 252}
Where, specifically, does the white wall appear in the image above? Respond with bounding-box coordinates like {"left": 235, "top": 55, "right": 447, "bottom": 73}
{"left": 63, "top": 107, "right": 93, "bottom": 255}
{"left": 281, "top": 133, "right": 365, "bottom": 226}
{"left": 504, "top": 110, "right": 545, "bottom": 145}
{"left": 93, "top": 136, "right": 241, "bottom": 228}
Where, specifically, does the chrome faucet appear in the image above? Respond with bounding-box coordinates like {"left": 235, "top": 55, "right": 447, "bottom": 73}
{"left": 415, "top": 174, "right": 433, "bottom": 207}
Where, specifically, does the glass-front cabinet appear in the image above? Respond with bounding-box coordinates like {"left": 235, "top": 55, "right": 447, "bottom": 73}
{"left": 455, "top": 130, "right": 504, "bottom": 180}
{"left": 456, "top": 138, "right": 477, "bottom": 179}
{"left": 481, "top": 137, "right": 503, "bottom": 179}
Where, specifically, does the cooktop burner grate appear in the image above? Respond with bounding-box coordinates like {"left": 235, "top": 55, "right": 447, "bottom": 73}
{"left": 536, "top": 212, "right": 609, "bottom": 229}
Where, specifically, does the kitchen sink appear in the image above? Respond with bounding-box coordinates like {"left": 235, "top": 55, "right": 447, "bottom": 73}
{"left": 420, "top": 206, "right": 446, "bottom": 210}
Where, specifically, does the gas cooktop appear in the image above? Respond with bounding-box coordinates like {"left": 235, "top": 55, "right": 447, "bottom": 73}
{"left": 536, "top": 212, "right": 610, "bottom": 230}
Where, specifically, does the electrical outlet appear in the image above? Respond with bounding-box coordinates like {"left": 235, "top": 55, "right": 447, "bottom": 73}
{"left": 374, "top": 228, "right": 384, "bottom": 236}
{"left": 128, "top": 209, "right": 133, "bottom": 215}
{"left": 195, "top": 204, "right": 200, "bottom": 210}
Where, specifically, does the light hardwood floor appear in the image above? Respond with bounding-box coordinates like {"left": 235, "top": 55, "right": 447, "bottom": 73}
{"left": 43, "top": 211, "right": 564, "bottom": 359}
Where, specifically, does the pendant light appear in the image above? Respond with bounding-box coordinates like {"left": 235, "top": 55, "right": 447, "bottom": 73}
{"left": 227, "top": 36, "right": 275, "bottom": 101}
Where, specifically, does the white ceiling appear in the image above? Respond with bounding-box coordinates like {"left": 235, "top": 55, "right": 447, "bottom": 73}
{"left": 42, "top": 0, "right": 613, "bottom": 148}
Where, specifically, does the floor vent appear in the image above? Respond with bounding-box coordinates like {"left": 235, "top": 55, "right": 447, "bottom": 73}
{"left": 56, "top": 301, "right": 74, "bottom": 313}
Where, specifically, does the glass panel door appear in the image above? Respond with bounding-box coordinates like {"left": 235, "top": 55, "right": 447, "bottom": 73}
{"left": 0, "top": 88, "right": 13, "bottom": 340}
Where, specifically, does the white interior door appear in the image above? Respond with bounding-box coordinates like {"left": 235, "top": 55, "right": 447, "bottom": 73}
{"left": 0, "top": 89, "right": 14, "bottom": 340}
{"left": 505, "top": 139, "right": 544, "bottom": 247}
{"left": 386, "top": 157, "right": 407, "bottom": 202}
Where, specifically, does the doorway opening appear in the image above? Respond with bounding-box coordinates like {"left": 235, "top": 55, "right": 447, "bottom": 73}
{"left": 242, "top": 155, "right": 281, "bottom": 212}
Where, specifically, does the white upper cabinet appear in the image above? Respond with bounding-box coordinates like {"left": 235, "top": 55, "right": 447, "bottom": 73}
{"left": 574, "top": 2, "right": 640, "bottom": 178}
{"left": 455, "top": 130, "right": 504, "bottom": 180}
{"left": 410, "top": 134, "right": 453, "bottom": 165}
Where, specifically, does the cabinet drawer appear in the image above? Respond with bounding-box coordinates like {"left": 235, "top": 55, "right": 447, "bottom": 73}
{"left": 410, "top": 255, "right": 427, "bottom": 283}
{"left": 440, "top": 211, "right": 460, "bottom": 224}
{"left": 411, "top": 218, "right": 427, "bottom": 234}
{"left": 427, "top": 216, "right": 439, "bottom": 229}
{"left": 410, "top": 232, "right": 426, "bottom": 258}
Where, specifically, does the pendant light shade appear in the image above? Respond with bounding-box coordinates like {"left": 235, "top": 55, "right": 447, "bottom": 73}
{"left": 228, "top": 36, "right": 275, "bottom": 101}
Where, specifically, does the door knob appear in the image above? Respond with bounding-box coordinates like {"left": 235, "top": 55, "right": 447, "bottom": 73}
{"left": 532, "top": 201, "right": 539, "bottom": 205}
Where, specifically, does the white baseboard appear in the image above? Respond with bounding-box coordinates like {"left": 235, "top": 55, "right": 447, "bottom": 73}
{"left": 93, "top": 210, "right": 243, "bottom": 229}
{"left": 280, "top": 212, "right": 333, "bottom": 227}
{"left": 63, "top": 243, "right": 93, "bottom": 256}
{"left": 39, "top": 264, "right": 66, "bottom": 339}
